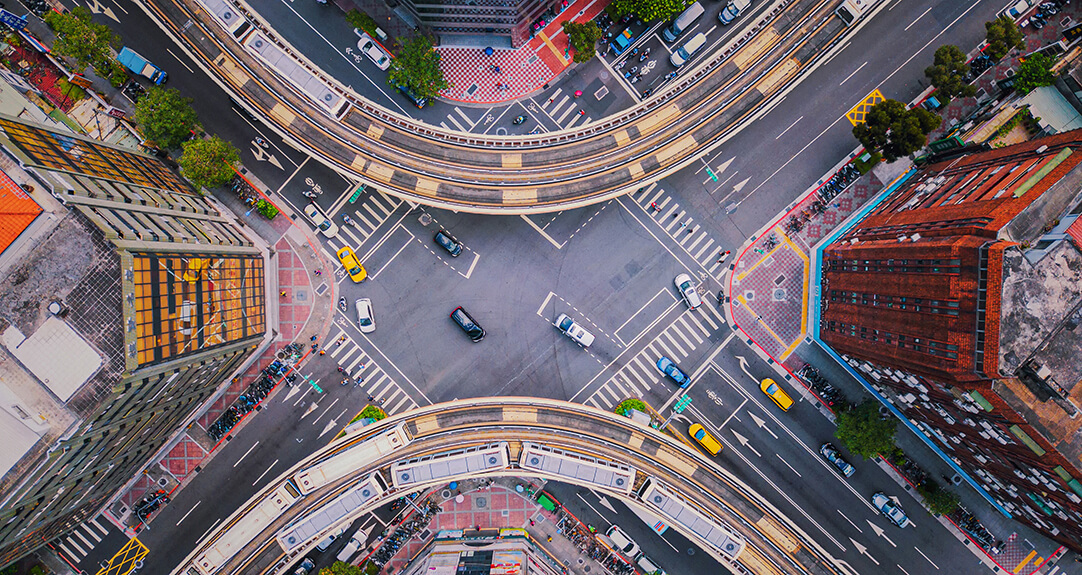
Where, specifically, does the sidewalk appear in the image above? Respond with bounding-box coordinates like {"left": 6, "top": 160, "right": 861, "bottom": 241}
{"left": 719, "top": 8, "right": 1082, "bottom": 570}
{"left": 435, "top": 0, "right": 609, "bottom": 104}
{"left": 106, "top": 170, "right": 340, "bottom": 532}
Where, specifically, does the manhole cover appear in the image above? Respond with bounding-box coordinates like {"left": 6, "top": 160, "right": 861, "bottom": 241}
{"left": 773, "top": 288, "right": 786, "bottom": 301}
{"left": 475, "top": 496, "right": 488, "bottom": 508}
{"left": 744, "top": 291, "right": 754, "bottom": 301}
{"left": 527, "top": 55, "right": 539, "bottom": 64}
{"left": 594, "top": 86, "right": 609, "bottom": 99}
{"left": 314, "top": 283, "right": 328, "bottom": 296}
{"left": 295, "top": 289, "right": 308, "bottom": 301}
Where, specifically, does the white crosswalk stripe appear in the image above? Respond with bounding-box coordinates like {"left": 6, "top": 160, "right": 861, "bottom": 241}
{"left": 53, "top": 516, "right": 116, "bottom": 562}
{"left": 585, "top": 306, "right": 726, "bottom": 406}
{"left": 326, "top": 327, "right": 417, "bottom": 415}
{"left": 541, "top": 90, "right": 591, "bottom": 130}
{"left": 326, "top": 191, "right": 403, "bottom": 256}
{"left": 631, "top": 184, "right": 732, "bottom": 279}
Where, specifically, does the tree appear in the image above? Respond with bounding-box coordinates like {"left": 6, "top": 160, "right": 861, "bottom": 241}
{"left": 318, "top": 562, "right": 364, "bottom": 575}
{"left": 834, "top": 401, "right": 897, "bottom": 460}
{"left": 44, "top": 7, "right": 121, "bottom": 75}
{"left": 613, "top": 0, "right": 686, "bottom": 24}
{"left": 852, "top": 99, "right": 941, "bottom": 162}
{"left": 134, "top": 87, "right": 200, "bottom": 150}
{"left": 924, "top": 45, "right": 977, "bottom": 100}
{"left": 179, "top": 137, "right": 240, "bottom": 191}
{"left": 984, "top": 16, "right": 1025, "bottom": 61}
{"left": 387, "top": 36, "right": 449, "bottom": 101}
{"left": 562, "top": 21, "right": 602, "bottom": 64}
{"left": 1015, "top": 52, "right": 1056, "bottom": 95}
{"left": 917, "top": 481, "right": 960, "bottom": 515}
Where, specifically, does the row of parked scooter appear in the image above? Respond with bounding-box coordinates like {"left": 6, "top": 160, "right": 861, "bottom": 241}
{"left": 797, "top": 364, "right": 850, "bottom": 410}
{"left": 206, "top": 344, "right": 304, "bottom": 440}
{"left": 1027, "top": 1, "right": 1065, "bottom": 30}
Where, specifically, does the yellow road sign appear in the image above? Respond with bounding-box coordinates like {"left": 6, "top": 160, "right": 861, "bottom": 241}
{"left": 96, "top": 537, "right": 148, "bottom": 575}
{"left": 846, "top": 89, "right": 885, "bottom": 126}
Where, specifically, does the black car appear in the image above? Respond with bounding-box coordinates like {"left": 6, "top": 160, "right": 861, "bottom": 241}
{"left": 396, "top": 84, "right": 428, "bottom": 109}
{"left": 450, "top": 306, "right": 485, "bottom": 342}
{"left": 434, "top": 229, "right": 463, "bottom": 257}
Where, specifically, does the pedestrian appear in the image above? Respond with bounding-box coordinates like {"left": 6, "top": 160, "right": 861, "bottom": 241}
{"left": 368, "top": 395, "right": 376, "bottom": 402}
{"left": 313, "top": 269, "right": 321, "bottom": 276}
{"left": 529, "top": 519, "right": 535, "bottom": 526}
{"left": 280, "top": 290, "right": 288, "bottom": 297}
{"left": 547, "top": 536, "right": 553, "bottom": 542}
{"left": 310, "top": 335, "right": 318, "bottom": 342}
{"left": 579, "top": 110, "right": 585, "bottom": 116}
{"left": 650, "top": 201, "right": 659, "bottom": 211}
{"left": 318, "top": 349, "right": 325, "bottom": 356}
{"left": 379, "top": 397, "right": 385, "bottom": 405}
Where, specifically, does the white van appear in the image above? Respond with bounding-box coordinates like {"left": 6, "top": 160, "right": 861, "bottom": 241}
{"left": 670, "top": 32, "right": 707, "bottom": 67}
{"left": 662, "top": 2, "right": 704, "bottom": 43}
{"left": 335, "top": 530, "right": 366, "bottom": 562}
{"left": 637, "top": 554, "right": 667, "bottom": 575}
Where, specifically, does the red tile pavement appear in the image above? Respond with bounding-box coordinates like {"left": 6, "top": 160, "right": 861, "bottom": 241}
{"left": 118, "top": 476, "right": 155, "bottom": 511}
{"left": 159, "top": 436, "right": 208, "bottom": 482}
{"left": 437, "top": 0, "right": 610, "bottom": 104}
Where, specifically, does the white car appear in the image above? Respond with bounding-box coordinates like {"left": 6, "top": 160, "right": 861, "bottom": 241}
{"left": 871, "top": 492, "right": 911, "bottom": 528}
{"left": 555, "top": 313, "right": 595, "bottom": 347}
{"left": 674, "top": 273, "right": 702, "bottom": 309}
{"left": 356, "top": 298, "right": 375, "bottom": 333}
{"left": 357, "top": 33, "right": 391, "bottom": 70}
{"left": 605, "top": 525, "right": 641, "bottom": 558}
{"left": 336, "top": 530, "right": 366, "bottom": 562}
{"left": 303, "top": 203, "right": 338, "bottom": 238}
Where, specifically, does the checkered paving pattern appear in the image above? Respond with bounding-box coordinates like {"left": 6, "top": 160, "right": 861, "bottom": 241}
{"left": 436, "top": 0, "right": 608, "bottom": 104}
{"left": 117, "top": 476, "right": 155, "bottom": 512}
{"left": 159, "top": 436, "right": 207, "bottom": 482}
{"left": 438, "top": 46, "right": 561, "bottom": 104}
{"left": 730, "top": 242, "right": 806, "bottom": 361}
{"left": 729, "top": 170, "right": 884, "bottom": 362}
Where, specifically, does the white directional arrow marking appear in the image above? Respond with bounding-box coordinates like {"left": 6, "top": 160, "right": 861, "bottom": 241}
{"left": 86, "top": 0, "right": 119, "bottom": 22}
{"left": 735, "top": 356, "right": 756, "bottom": 381}
{"left": 848, "top": 538, "right": 879, "bottom": 566}
{"left": 731, "top": 177, "right": 751, "bottom": 193}
{"left": 748, "top": 412, "right": 779, "bottom": 440}
{"left": 282, "top": 384, "right": 302, "bottom": 403}
{"left": 300, "top": 402, "right": 319, "bottom": 419}
{"left": 319, "top": 419, "right": 338, "bottom": 438}
{"left": 865, "top": 520, "right": 897, "bottom": 547}
{"left": 251, "top": 146, "right": 284, "bottom": 170}
{"left": 730, "top": 430, "right": 761, "bottom": 457}
{"left": 713, "top": 156, "right": 735, "bottom": 177}
{"left": 596, "top": 494, "right": 615, "bottom": 513}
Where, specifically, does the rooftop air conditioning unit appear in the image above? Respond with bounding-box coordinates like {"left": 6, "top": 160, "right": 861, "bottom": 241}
{"left": 910, "top": 233, "right": 921, "bottom": 242}
{"left": 898, "top": 235, "right": 908, "bottom": 242}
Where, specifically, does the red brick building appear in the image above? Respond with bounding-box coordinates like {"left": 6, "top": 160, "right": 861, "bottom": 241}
{"left": 821, "top": 131, "right": 1082, "bottom": 550}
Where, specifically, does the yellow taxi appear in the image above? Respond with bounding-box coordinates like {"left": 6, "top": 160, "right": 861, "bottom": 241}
{"left": 336, "top": 246, "right": 367, "bottom": 282}
{"left": 760, "top": 378, "right": 793, "bottom": 411}
{"left": 689, "top": 423, "right": 722, "bottom": 455}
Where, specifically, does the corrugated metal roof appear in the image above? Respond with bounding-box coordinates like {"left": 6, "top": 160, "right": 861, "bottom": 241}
{"left": 0, "top": 166, "right": 41, "bottom": 255}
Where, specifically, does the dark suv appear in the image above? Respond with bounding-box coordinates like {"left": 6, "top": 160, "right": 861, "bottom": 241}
{"left": 450, "top": 306, "right": 485, "bottom": 342}
{"left": 434, "top": 229, "right": 463, "bottom": 257}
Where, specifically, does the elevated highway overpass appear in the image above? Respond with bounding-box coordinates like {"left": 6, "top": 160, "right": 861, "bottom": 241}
{"left": 138, "top": 0, "right": 868, "bottom": 213}
{"left": 173, "top": 398, "right": 854, "bottom": 575}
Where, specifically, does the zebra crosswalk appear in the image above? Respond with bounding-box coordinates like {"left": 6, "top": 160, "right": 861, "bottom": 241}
{"left": 586, "top": 304, "right": 725, "bottom": 409}
{"left": 326, "top": 325, "right": 417, "bottom": 415}
{"left": 539, "top": 88, "right": 592, "bottom": 130}
{"left": 328, "top": 190, "right": 403, "bottom": 251}
{"left": 631, "top": 184, "right": 732, "bottom": 280}
{"left": 53, "top": 516, "right": 112, "bottom": 564}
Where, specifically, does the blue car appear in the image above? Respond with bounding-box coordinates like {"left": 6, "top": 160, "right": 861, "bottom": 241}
{"left": 656, "top": 357, "right": 689, "bottom": 387}
{"left": 612, "top": 28, "right": 635, "bottom": 55}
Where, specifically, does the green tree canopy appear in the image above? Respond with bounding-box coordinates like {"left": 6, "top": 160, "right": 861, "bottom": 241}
{"left": 179, "top": 137, "right": 240, "bottom": 191}
{"left": 834, "top": 401, "right": 897, "bottom": 460}
{"left": 563, "top": 21, "right": 602, "bottom": 64}
{"left": 852, "top": 99, "right": 941, "bottom": 162}
{"left": 318, "top": 562, "right": 364, "bottom": 575}
{"left": 984, "top": 16, "right": 1025, "bottom": 61}
{"left": 134, "top": 87, "right": 200, "bottom": 150}
{"left": 613, "top": 0, "right": 686, "bottom": 24}
{"left": 1015, "top": 52, "right": 1056, "bottom": 95}
{"left": 387, "top": 36, "right": 449, "bottom": 101}
{"left": 44, "top": 7, "right": 121, "bottom": 74}
{"left": 917, "top": 481, "right": 960, "bottom": 515}
{"left": 924, "top": 45, "right": 977, "bottom": 100}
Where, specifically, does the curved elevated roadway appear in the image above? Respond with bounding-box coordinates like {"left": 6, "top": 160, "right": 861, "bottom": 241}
{"left": 139, "top": 0, "right": 862, "bottom": 213}
{"left": 175, "top": 398, "right": 853, "bottom": 575}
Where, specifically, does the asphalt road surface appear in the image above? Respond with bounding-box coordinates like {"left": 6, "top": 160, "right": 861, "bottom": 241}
{"left": 39, "top": 0, "right": 1033, "bottom": 574}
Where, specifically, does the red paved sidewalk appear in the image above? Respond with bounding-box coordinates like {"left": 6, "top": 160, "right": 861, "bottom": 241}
{"left": 437, "top": 0, "right": 609, "bottom": 104}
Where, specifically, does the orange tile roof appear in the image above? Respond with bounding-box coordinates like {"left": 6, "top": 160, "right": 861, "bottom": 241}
{"left": 0, "top": 167, "right": 42, "bottom": 255}
{"left": 1068, "top": 215, "right": 1082, "bottom": 250}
